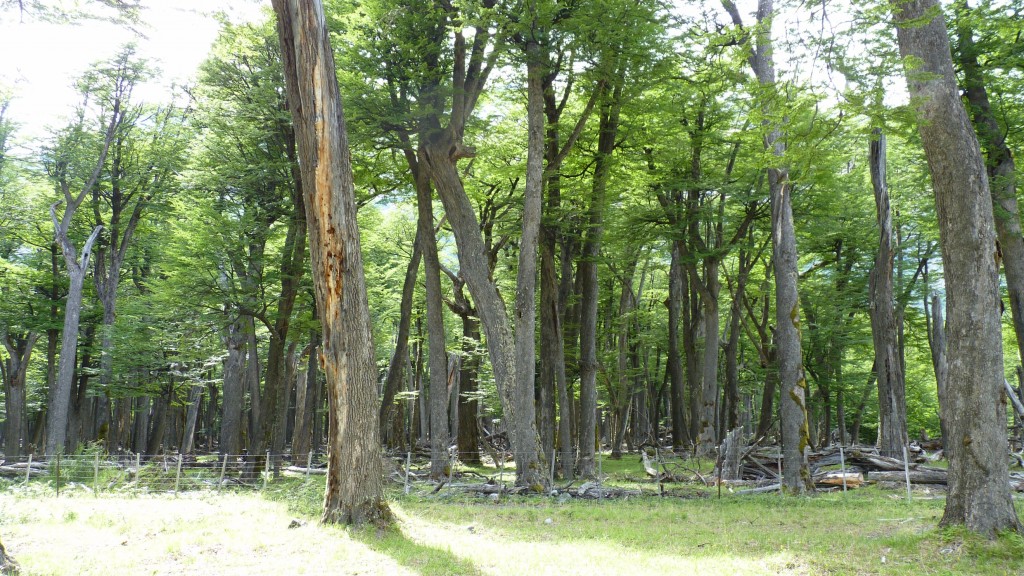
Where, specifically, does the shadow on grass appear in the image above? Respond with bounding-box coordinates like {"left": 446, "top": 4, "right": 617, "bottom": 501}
{"left": 352, "top": 525, "right": 483, "bottom": 576}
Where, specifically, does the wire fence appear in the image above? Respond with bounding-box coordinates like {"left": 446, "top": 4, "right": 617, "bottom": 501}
{"left": 0, "top": 446, "right": 632, "bottom": 499}
{"left": 0, "top": 451, "right": 330, "bottom": 496}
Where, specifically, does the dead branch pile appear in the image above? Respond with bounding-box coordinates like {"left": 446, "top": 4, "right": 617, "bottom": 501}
{"left": 0, "top": 461, "right": 47, "bottom": 478}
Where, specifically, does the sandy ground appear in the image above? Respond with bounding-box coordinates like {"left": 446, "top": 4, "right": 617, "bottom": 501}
{"left": 0, "top": 491, "right": 413, "bottom": 576}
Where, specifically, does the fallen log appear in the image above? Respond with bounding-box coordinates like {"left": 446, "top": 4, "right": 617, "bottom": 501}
{"left": 284, "top": 466, "right": 326, "bottom": 475}
{"left": 735, "top": 483, "right": 780, "bottom": 495}
{"left": 868, "top": 470, "right": 948, "bottom": 484}
{"left": 0, "top": 465, "right": 46, "bottom": 478}
{"left": 816, "top": 472, "right": 864, "bottom": 488}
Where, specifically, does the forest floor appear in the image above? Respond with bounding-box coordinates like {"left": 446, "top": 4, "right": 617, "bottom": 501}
{"left": 2, "top": 456, "right": 1024, "bottom": 575}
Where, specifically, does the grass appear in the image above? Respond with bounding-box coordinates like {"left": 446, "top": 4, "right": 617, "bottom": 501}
{"left": 3, "top": 453, "right": 1024, "bottom": 575}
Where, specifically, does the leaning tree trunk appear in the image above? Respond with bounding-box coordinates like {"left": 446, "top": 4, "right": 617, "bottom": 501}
{"left": 956, "top": 14, "right": 1024, "bottom": 368}
{"left": 272, "top": 0, "right": 391, "bottom": 526}
{"left": 868, "top": 130, "right": 908, "bottom": 458}
{"left": 893, "top": 0, "right": 1021, "bottom": 536}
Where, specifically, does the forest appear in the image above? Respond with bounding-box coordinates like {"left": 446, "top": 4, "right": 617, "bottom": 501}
{"left": 1, "top": 0, "right": 1024, "bottom": 554}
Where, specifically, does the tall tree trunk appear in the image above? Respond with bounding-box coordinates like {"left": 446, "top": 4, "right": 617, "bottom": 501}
{"left": 46, "top": 226, "right": 102, "bottom": 455}
{"left": 133, "top": 396, "right": 150, "bottom": 454}
{"left": 457, "top": 314, "right": 481, "bottom": 465}
{"left": 893, "top": 0, "right": 1021, "bottom": 536}
{"left": 416, "top": 162, "right": 450, "bottom": 481}
{"left": 180, "top": 384, "right": 203, "bottom": 454}
{"left": 220, "top": 317, "right": 246, "bottom": 455}
{"left": 666, "top": 245, "right": 688, "bottom": 449}
{"left": 724, "top": 257, "right": 747, "bottom": 432}
{"left": 244, "top": 320, "right": 260, "bottom": 450}
{"left": 272, "top": 0, "right": 391, "bottom": 526}
{"left": 423, "top": 143, "right": 546, "bottom": 489}
{"left": 255, "top": 169, "right": 307, "bottom": 466}
{"left": 868, "top": 130, "right": 908, "bottom": 458}
{"left": 2, "top": 332, "right": 39, "bottom": 457}
{"left": 510, "top": 38, "right": 546, "bottom": 485}
{"left": 929, "top": 295, "right": 950, "bottom": 448}
{"left": 293, "top": 334, "right": 319, "bottom": 458}
{"left": 695, "top": 261, "right": 720, "bottom": 454}
{"left": 578, "top": 72, "right": 622, "bottom": 477}
{"left": 723, "top": 0, "right": 812, "bottom": 493}
{"left": 379, "top": 235, "right": 421, "bottom": 446}
{"left": 682, "top": 259, "right": 703, "bottom": 442}
{"left": 955, "top": 12, "right": 1024, "bottom": 367}
{"left": 146, "top": 387, "right": 169, "bottom": 456}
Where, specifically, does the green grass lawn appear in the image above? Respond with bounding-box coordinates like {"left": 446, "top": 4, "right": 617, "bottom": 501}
{"left": 260, "top": 453, "right": 1024, "bottom": 575}
{"left": 3, "top": 453, "right": 1024, "bottom": 575}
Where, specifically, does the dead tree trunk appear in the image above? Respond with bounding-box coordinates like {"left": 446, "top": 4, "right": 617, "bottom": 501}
{"left": 272, "top": 0, "right": 391, "bottom": 526}
{"left": 868, "top": 130, "right": 908, "bottom": 458}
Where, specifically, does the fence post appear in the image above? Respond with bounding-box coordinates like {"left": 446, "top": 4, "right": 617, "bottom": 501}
{"left": 306, "top": 451, "right": 313, "bottom": 479}
{"left": 25, "top": 454, "right": 32, "bottom": 485}
{"left": 598, "top": 449, "right": 603, "bottom": 504}
{"left": 550, "top": 449, "right": 556, "bottom": 487}
{"left": 175, "top": 452, "right": 183, "bottom": 495}
{"left": 405, "top": 452, "right": 411, "bottom": 495}
{"left": 94, "top": 451, "right": 100, "bottom": 496}
{"left": 839, "top": 445, "right": 847, "bottom": 493}
{"left": 902, "top": 445, "right": 912, "bottom": 502}
{"left": 56, "top": 453, "right": 62, "bottom": 497}
{"left": 499, "top": 457, "right": 505, "bottom": 496}
{"left": 219, "top": 453, "right": 228, "bottom": 490}
{"left": 263, "top": 450, "right": 270, "bottom": 491}
{"left": 136, "top": 453, "right": 141, "bottom": 476}
{"left": 777, "top": 453, "right": 782, "bottom": 496}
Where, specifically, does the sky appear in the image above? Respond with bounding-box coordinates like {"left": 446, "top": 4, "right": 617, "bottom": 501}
{"left": 0, "top": 0, "right": 266, "bottom": 143}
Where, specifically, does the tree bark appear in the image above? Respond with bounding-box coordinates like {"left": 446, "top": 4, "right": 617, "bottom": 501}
{"left": 272, "top": 0, "right": 391, "bottom": 526}
{"left": 868, "top": 130, "right": 908, "bottom": 458}
{"left": 893, "top": 0, "right": 1021, "bottom": 536}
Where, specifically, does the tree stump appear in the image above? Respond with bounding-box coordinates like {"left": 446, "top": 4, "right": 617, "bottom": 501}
{"left": 720, "top": 427, "right": 743, "bottom": 481}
